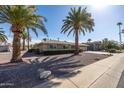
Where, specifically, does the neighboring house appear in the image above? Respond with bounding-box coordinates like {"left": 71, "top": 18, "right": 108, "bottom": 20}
{"left": 34, "top": 39, "right": 88, "bottom": 51}
{"left": 83, "top": 41, "right": 102, "bottom": 51}
{"left": 0, "top": 44, "right": 10, "bottom": 52}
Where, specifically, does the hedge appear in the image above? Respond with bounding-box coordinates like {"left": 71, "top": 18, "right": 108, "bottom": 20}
{"left": 28, "top": 48, "right": 83, "bottom": 55}
{"left": 107, "top": 48, "right": 122, "bottom": 53}
{"left": 28, "top": 49, "right": 40, "bottom": 54}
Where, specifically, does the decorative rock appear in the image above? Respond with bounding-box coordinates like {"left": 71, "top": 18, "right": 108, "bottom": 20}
{"left": 37, "top": 68, "right": 51, "bottom": 79}
{"left": 94, "top": 57, "right": 100, "bottom": 61}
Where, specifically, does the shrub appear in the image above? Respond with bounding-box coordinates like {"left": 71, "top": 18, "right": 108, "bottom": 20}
{"left": 79, "top": 49, "right": 83, "bottom": 52}
{"left": 108, "top": 48, "right": 116, "bottom": 53}
{"left": 115, "top": 50, "right": 122, "bottom": 53}
{"left": 101, "top": 38, "right": 120, "bottom": 51}
{"left": 28, "top": 49, "right": 40, "bottom": 54}
{"left": 43, "top": 49, "right": 76, "bottom": 55}
{"left": 28, "top": 48, "right": 83, "bottom": 55}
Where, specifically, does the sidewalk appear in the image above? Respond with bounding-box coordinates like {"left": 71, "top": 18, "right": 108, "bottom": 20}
{"left": 34, "top": 53, "right": 124, "bottom": 88}
{"left": 84, "top": 51, "right": 117, "bottom": 55}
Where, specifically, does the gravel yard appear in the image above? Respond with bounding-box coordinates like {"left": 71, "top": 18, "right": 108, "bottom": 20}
{"left": 0, "top": 52, "right": 111, "bottom": 88}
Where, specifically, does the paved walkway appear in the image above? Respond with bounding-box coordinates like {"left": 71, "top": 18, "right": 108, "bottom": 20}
{"left": 0, "top": 52, "right": 12, "bottom": 64}
{"left": 84, "top": 51, "right": 117, "bottom": 55}
{"left": 0, "top": 51, "right": 28, "bottom": 64}
{"left": 34, "top": 53, "right": 124, "bottom": 88}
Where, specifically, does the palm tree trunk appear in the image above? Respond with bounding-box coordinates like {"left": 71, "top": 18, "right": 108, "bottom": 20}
{"left": 119, "top": 25, "right": 122, "bottom": 51}
{"left": 28, "top": 30, "right": 30, "bottom": 50}
{"left": 75, "top": 30, "right": 79, "bottom": 54}
{"left": 119, "top": 25, "right": 122, "bottom": 45}
{"left": 22, "top": 38, "right": 25, "bottom": 50}
{"left": 11, "top": 28, "right": 22, "bottom": 63}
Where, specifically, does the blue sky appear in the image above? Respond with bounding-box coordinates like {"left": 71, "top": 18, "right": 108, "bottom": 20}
{"left": 1, "top": 5, "right": 124, "bottom": 44}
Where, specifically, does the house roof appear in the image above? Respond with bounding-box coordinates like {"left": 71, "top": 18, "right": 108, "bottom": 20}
{"left": 82, "top": 41, "right": 101, "bottom": 45}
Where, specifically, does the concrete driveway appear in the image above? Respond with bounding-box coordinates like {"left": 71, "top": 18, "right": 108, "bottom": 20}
{"left": 0, "top": 51, "right": 27, "bottom": 64}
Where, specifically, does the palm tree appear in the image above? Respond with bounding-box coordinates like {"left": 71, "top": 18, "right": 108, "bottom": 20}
{"left": 87, "top": 38, "right": 92, "bottom": 42}
{"left": 0, "top": 6, "right": 47, "bottom": 62}
{"left": 22, "top": 31, "right": 31, "bottom": 50}
{"left": 22, "top": 31, "right": 28, "bottom": 50}
{"left": 117, "top": 22, "right": 122, "bottom": 45}
{"left": 61, "top": 7, "right": 94, "bottom": 54}
{"left": 0, "top": 28, "right": 8, "bottom": 44}
{"left": 27, "top": 30, "right": 31, "bottom": 50}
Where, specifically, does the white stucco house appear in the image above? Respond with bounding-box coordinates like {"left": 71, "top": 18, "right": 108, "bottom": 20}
{"left": 0, "top": 43, "right": 11, "bottom": 52}
{"left": 34, "top": 39, "right": 88, "bottom": 51}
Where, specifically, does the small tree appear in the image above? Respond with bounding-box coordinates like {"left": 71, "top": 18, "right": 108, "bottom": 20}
{"left": 101, "top": 38, "right": 120, "bottom": 51}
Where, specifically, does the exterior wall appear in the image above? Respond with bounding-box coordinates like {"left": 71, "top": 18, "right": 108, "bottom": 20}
{"left": 87, "top": 43, "right": 101, "bottom": 51}
{"left": 35, "top": 41, "right": 88, "bottom": 51}
{"left": 38, "top": 44, "right": 74, "bottom": 50}
{"left": 79, "top": 46, "right": 87, "bottom": 51}
{"left": 38, "top": 44, "right": 48, "bottom": 50}
{"left": 0, "top": 45, "right": 10, "bottom": 52}
{"left": 37, "top": 44, "right": 87, "bottom": 50}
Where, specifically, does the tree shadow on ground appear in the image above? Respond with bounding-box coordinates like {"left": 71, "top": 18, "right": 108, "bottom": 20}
{"left": 0, "top": 54, "right": 84, "bottom": 88}
{"left": 33, "top": 80, "right": 61, "bottom": 88}
{"left": 31, "top": 54, "right": 84, "bottom": 78}
{"left": 22, "top": 52, "right": 41, "bottom": 58}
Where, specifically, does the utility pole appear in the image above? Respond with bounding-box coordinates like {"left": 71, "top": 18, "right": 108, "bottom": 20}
{"left": 119, "top": 25, "right": 122, "bottom": 45}
{"left": 117, "top": 22, "right": 122, "bottom": 49}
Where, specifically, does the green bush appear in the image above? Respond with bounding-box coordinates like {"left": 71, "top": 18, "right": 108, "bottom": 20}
{"left": 115, "top": 50, "right": 122, "bottom": 53}
{"left": 108, "top": 48, "right": 116, "bottom": 53}
{"left": 28, "top": 48, "right": 83, "bottom": 55}
{"left": 43, "top": 49, "right": 76, "bottom": 55}
{"left": 108, "top": 48, "right": 122, "bottom": 53}
{"left": 28, "top": 49, "right": 40, "bottom": 54}
{"left": 79, "top": 49, "right": 83, "bottom": 52}
{"left": 101, "top": 38, "right": 120, "bottom": 51}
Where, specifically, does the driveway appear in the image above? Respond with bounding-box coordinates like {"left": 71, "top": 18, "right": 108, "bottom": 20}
{"left": 0, "top": 51, "right": 27, "bottom": 64}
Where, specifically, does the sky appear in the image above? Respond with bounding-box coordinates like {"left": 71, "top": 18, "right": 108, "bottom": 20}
{"left": 1, "top": 5, "right": 124, "bottom": 44}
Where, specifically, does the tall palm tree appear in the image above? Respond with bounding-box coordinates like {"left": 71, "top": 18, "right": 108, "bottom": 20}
{"left": 22, "top": 31, "right": 28, "bottom": 50}
{"left": 27, "top": 30, "right": 31, "bottom": 50}
{"left": 22, "top": 31, "right": 31, "bottom": 50}
{"left": 0, "top": 6, "right": 47, "bottom": 62}
{"left": 117, "top": 22, "right": 122, "bottom": 45}
{"left": 61, "top": 7, "right": 94, "bottom": 54}
{"left": 0, "top": 28, "right": 8, "bottom": 44}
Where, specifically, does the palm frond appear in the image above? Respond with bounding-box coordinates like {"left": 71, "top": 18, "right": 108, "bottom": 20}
{"left": 61, "top": 6, "right": 94, "bottom": 37}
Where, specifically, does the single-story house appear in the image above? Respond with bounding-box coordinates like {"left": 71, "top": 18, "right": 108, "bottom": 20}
{"left": 34, "top": 39, "right": 88, "bottom": 51}
{"left": 0, "top": 44, "right": 10, "bottom": 52}
{"left": 83, "top": 41, "right": 102, "bottom": 51}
